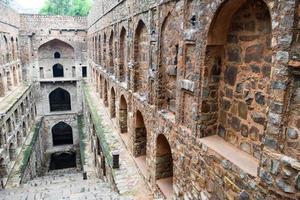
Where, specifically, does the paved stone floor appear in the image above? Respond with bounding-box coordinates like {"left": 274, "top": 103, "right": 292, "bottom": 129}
{"left": 0, "top": 171, "right": 125, "bottom": 200}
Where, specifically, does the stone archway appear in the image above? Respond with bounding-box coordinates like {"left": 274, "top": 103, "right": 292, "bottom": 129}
{"left": 0, "top": 158, "right": 7, "bottom": 178}
{"left": 134, "top": 20, "right": 149, "bottom": 94}
{"left": 110, "top": 87, "right": 116, "bottom": 118}
{"left": 0, "top": 73, "right": 5, "bottom": 97}
{"left": 200, "top": 0, "right": 272, "bottom": 157}
{"left": 119, "top": 95, "right": 128, "bottom": 133}
{"left": 9, "top": 142, "right": 16, "bottom": 161}
{"left": 52, "top": 122, "right": 73, "bottom": 146}
{"left": 155, "top": 134, "right": 173, "bottom": 199}
{"left": 16, "top": 131, "right": 22, "bottom": 147}
{"left": 52, "top": 63, "right": 64, "bottom": 77}
{"left": 103, "top": 80, "right": 108, "bottom": 107}
{"left": 49, "top": 88, "right": 71, "bottom": 112}
{"left": 133, "top": 110, "right": 147, "bottom": 158}
{"left": 119, "top": 27, "right": 126, "bottom": 82}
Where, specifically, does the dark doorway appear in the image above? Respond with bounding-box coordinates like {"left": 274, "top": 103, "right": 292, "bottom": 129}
{"left": 54, "top": 52, "right": 61, "bottom": 59}
{"left": 53, "top": 64, "right": 64, "bottom": 77}
{"left": 52, "top": 122, "right": 73, "bottom": 146}
{"left": 49, "top": 152, "right": 76, "bottom": 170}
{"left": 49, "top": 88, "right": 71, "bottom": 112}
{"left": 82, "top": 66, "right": 87, "bottom": 77}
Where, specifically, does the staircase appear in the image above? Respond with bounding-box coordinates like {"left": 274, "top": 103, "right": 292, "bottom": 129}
{"left": 0, "top": 170, "right": 128, "bottom": 200}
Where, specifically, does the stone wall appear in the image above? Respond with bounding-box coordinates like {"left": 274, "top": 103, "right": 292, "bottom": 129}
{"left": 88, "top": 0, "right": 300, "bottom": 199}
{"left": 21, "top": 118, "right": 46, "bottom": 183}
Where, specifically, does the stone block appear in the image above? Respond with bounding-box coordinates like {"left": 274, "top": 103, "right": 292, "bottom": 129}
{"left": 180, "top": 79, "right": 194, "bottom": 92}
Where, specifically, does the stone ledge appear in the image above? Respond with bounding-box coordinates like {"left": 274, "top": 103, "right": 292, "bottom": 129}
{"left": 180, "top": 79, "right": 194, "bottom": 92}
{"left": 199, "top": 135, "right": 259, "bottom": 177}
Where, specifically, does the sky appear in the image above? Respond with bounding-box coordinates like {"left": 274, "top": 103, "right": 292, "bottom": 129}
{"left": 15, "top": 0, "right": 45, "bottom": 10}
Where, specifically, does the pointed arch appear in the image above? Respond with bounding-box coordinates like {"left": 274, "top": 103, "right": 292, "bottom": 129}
{"left": 49, "top": 87, "right": 71, "bottom": 112}
{"left": 108, "top": 30, "right": 114, "bottom": 74}
{"left": 52, "top": 122, "right": 73, "bottom": 146}
{"left": 119, "top": 27, "right": 127, "bottom": 82}
{"left": 110, "top": 87, "right": 116, "bottom": 118}
{"left": 119, "top": 95, "right": 128, "bottom": 133}
{"left": 159, "top": 12, "right": 180, "bottom": 113}
{"left": 201, "top": 0, "right": 272, "bottom": 157}
{"left": 134, "top": 20, "right": 149, "bottom": 93}
{"left": 53, "top": 63, "right": 64, "bottom": 77}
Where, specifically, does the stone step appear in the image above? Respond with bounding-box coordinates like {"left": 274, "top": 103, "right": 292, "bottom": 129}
{"left": 0, "top": 172, "right": 123, "bottom": 200}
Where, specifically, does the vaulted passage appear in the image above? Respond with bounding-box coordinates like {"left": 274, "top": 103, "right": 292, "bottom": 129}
{"left": 0, "top": 158, "right": 7, "bottom": 178}
{"left": 119, "top": 95, "right": 128, "bottom": 133}
{"left": 159, "top": 13, "right": 180, "bottom": 113}
{"left": 49, "top": 88, "right": 71, "bottom": 112}
{"left": 52, "top": 122, "right": 73, "bottom": 146}
{"left": 201, "top": 0, "right": 271, "bottom": 158}
{"left": 119, "top": 27, "right": 126, "bottom": 82}
{"left": 155, "top": 134, "right": 173, "bottom": 199}
{"left": 53, "top": 64, "right": 64, "bottom": 77}
{"left": 134, "top": 20, "right": 148, "bottom": 94}
{"left": 133, "top": 110, "right": 147, "bottom": 158}
{"left": 110, "top": 88, "right": 116, "bottom": 118}
{"left": 49, "top": 151, "right": 76, "bottom": 170}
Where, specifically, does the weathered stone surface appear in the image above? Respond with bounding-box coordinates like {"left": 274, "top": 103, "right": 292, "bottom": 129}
{"left": 224, "top": 65, "right": 237, "bottom": 86}
{"left": 275, "top": 178, "right": 295, "bottom": 193}
{"left": 241, "top": 124, "right": 249, "bottom": 137}
{"left": 251, "top": 112, "right": 265, "bottom": 125}
{"left": 238, "top": 102, "right": 248, "bottom": 119}
{"left": 287, "top": 128, "right": 298, "bottom": 140}
{"left": 245, "top": 44, "right": 264, "bottom": 63}
{"left": 255, "top": 92, "right": 265, "bottom": 105}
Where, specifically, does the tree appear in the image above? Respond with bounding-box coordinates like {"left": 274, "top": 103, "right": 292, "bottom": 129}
{"left": 39, "top": 0, "right": 91, "bottom": 16}
{"left": 0, "top": 0, "right": 11, "bottom": 5}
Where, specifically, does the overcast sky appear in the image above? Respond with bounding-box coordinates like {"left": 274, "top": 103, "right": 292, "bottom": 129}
{"left": 15, "top": 0, "right": 45, "bottom": 10}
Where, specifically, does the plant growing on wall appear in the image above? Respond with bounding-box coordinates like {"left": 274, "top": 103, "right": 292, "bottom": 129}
{"left": 39, "top": 0, "right": 91, "bottom": 16}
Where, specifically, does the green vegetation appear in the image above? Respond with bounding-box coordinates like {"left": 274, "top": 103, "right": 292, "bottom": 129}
{"left": 83, "top": 83, "right": 113, "bottom": 166}
{"left": 78, "top": 114, "right": 86, "bottom": 166}
{"left": 0, "top": 0, "right": 11, "bottom": 5}
{"left": 39, "top": 0, "right": 91, "bottom": 16}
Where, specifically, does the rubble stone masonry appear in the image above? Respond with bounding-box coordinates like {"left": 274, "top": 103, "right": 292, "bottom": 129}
{"left": 88, "top": 0, "right": 300, "bottom": 199}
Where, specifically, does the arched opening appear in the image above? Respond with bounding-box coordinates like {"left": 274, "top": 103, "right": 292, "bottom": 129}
{"left": 13, "top": 66, "right": 17, "bottom": 86}
{"left": 49, "top": 88, "right": 71, "bottom": 112}
{"left": 4, "top": 36, "right": 9, "bottom": 62}
{"left": 99, "top": 75, "right": 103, "bottom": 98}
{"left": 54, "top": 52, "right": 61, "bottom": 59}
{"left": 108, "top": 30, "right": 114, "bottom": 74}
{"left": 119, "top": 27, "right": 126, "bottom": 82}
{"left": 52, "top": 122, "right": 73, "bottom": 146}
{"left": 11, "top": 37, "right": 15, "bottom": 60}
{"left": 22, "top": 121, "right": 27, "bottom": 137}
{"left": 16, "top": 131, "right": 22, "bottom": 147}
{"left": 201, "top": 0, "right": 272, "bottom": 157}
{"left": 0, "top": 158, "right": 7, "bottom": 177}
{"left": 103, "top": 33, "right": 107, "bottom": 68}
{"left": 9, "top": 143, "right": 16, "bottom": 161}
{"left": 104, "top": 80, "right": 108, "bottom": 107}
{"left": 119, "top": 95, "right": 128, "bottom": 133}
{"left": 159, "top": 13, "right": 180, "bottom": 113}
{"left": 98, "top": 35, "right": 101, "bottom": 65}
{"left": 110, "top": 88, "right": 116, "bottom": 118}
{"left": 134, "top": 20, "right": 149, "bottom": 94}
{"left": 133, "top": 110, "right": 147, "bottom": 158}
{"left": 53, "top": 64, "right": 64, "bottom": 77}
{"left": 6, "top": 71, "right": 12, "bottom": 91}
{"left": 49, "top": 151, "right": 76, "bottom": 170}
{"left": 155, "top": 134, "right": 173, "bottom": 199}
{"left": 0, "top": 74, "right": 5, "bottom": 97}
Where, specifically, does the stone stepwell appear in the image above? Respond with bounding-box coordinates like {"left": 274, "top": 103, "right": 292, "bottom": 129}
{"left": 0, "top": 170, "right": 130, "bottom": 200}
